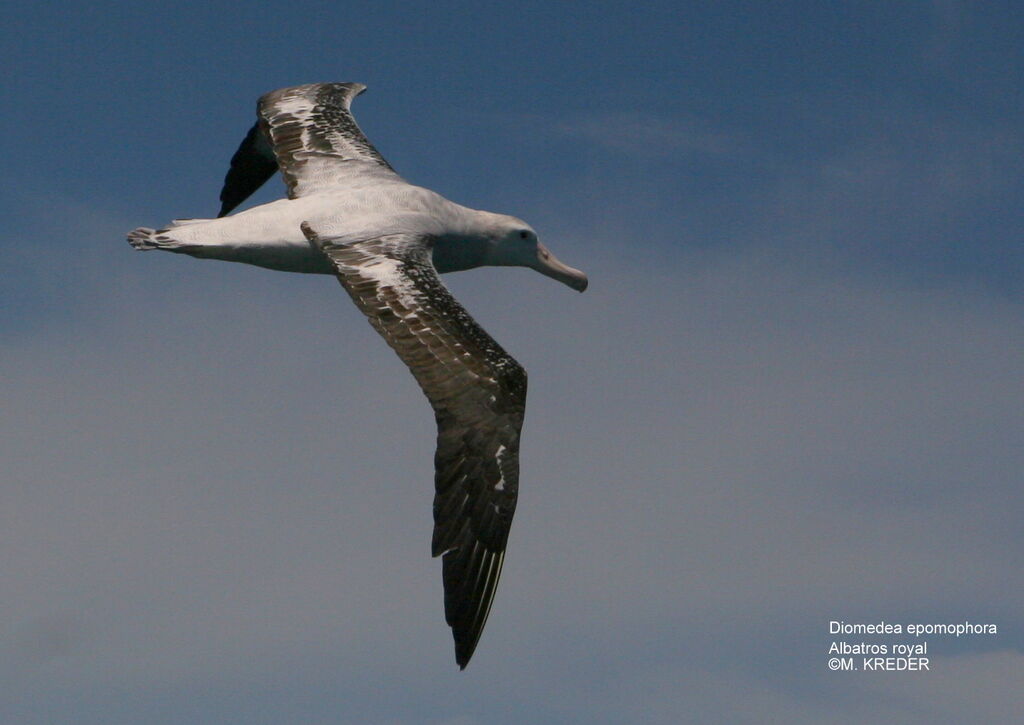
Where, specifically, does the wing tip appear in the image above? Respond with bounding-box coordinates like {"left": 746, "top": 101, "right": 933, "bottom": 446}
{"left": 443, "top": 545, "right": 507, "bottom": 671}
{"left": 453, "top": 632, "right": 480, "bottom": 670}
{"left": 260, "top": 81, "right": 368, "bottom": 108}
{"left": 324, "top": 81, "right": 369, "bottom": 102}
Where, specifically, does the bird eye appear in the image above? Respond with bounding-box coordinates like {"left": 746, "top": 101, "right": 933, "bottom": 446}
{"left": 519, "top": 231, "right": 529, "bottom": 239}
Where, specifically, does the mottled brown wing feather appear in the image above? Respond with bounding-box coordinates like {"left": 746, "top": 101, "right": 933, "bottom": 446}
{"left": 257, "top": 83, "right": 400, "bottom": 199}
{"left": 302, "top": 224, "right": 526, "bottom": 669}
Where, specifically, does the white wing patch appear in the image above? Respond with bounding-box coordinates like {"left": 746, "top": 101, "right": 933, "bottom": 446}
{"left": 494, "top": 444, "right": 508, "bottom": 491}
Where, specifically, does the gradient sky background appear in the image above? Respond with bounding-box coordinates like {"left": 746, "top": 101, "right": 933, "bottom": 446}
{"left": 3, "top": 2, "right": 1023, "bottom": 723}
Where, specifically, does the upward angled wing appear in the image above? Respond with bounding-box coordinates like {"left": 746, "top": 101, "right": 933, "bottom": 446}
{"left": 217, "top": 82, "right": 400, "bottom": 214}
{"left": 218, "top": 122, "right": 278, "bottom": 216}
{"left": 301, "top": 224, "right": 526, "bottom": 669}
{"left": 260, "top": 83, "right": 400, "bottom": 199}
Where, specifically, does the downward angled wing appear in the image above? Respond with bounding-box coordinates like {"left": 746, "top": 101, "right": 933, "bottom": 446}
{"left": 217, "top": 82, "right": 400, "bottom": 214}
{"left": 301, "top": 224, "right": 526, "bottom": 669}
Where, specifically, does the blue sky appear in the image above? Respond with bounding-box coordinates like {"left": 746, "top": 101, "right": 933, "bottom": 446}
{"left": 2, "top": 2, "right": 1023, "bottom": 723}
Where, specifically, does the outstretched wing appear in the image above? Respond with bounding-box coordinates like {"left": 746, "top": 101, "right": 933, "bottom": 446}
{"left": 217, "top": 82, "right": 400, "bottom": 215}
{"left": 301, "top": 224, "right": 526, "bottom": 669}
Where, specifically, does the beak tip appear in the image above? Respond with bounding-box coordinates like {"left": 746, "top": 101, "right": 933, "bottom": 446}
{"left": 535, "top": 243, "right": 588, "bottom": 292}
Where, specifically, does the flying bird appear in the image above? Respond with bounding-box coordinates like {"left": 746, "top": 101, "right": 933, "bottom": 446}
{"left": 127, "top": 82, "right": 588, "bottom": 668}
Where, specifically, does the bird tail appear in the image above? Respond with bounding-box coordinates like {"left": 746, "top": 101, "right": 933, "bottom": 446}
{"left": 127, "top": 226, "right": 197, "bottom": 251}
{"left": 127, "top": 227, "right": 161, "bottom": 250}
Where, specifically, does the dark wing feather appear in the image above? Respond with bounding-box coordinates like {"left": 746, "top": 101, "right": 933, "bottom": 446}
{"left": 258, "top": 83, "right": 400, "bottom": 199}
{"left": 302, "top": 224, "right": 525, "bottom": 669}
{"left": 217, "top": 122, "right": 278, "bottom": 216}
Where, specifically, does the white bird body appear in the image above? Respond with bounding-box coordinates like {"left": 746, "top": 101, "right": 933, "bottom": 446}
{"left": 139, "top": 181, "right": 534, "bottom": 276}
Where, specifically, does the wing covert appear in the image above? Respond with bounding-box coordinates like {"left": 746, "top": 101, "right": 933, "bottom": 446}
{"left": 258, "top": 83, "right": 400, "bottom": 199}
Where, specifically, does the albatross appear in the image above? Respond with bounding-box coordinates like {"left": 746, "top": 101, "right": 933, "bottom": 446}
{"left": 127, "top": 82, "right": 588, "bottom": 668}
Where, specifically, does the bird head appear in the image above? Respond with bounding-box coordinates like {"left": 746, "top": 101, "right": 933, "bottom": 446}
{"left": 488, "top": 217, "right": 588, "bottom": 292}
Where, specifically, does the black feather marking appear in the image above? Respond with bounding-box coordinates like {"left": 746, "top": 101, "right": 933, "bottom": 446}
{"left": 218, "top": 122, "right": 278, "bottom": 216}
